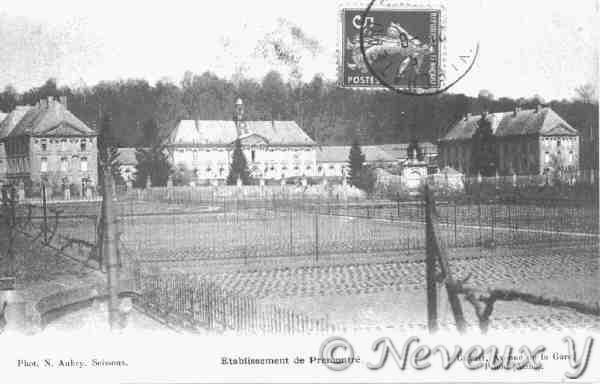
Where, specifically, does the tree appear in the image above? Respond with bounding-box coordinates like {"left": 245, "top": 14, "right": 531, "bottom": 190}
{"left": 471, "top": 115, "right": 497, "bottom": 176}
{"left": 574, "top": 83, "right": 598, "bottom": 104}
{"left": 97, "top": 113, "right": 124, "bottom": 187}
{"left": 226, "top": 139, "right": 251, "bottom": 185}
{"left": 142, "top": 118, "right": 160, "bottom": 147}
{"left": 347, "top": 140, "right": 365, "bottom": 187}
{"left": 133, "top": 146, "right": 172, "bottom": 188}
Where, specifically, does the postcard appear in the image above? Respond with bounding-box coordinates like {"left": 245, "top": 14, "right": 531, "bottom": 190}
{"left": 0, "top": 0, "right": 598, "bottom": 383}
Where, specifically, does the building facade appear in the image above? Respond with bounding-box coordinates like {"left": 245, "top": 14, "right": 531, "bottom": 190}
{"left": 315, "top": 145, "right": 396, "bottom": 178}
{"left": 1, "top": 97, "right": 98, "bottom": 193}
{"left": 167, "top": 99, "right": 317, "bottom": 184}
{"left": 438, "top": 106, "right": 579, "bottom": 176}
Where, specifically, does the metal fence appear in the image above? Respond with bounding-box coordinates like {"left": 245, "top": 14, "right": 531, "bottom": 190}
{"left": 133, "top": 268, "right": 340, "bottom": 334}
{"left": 113, "top": 195, "right": 598, "bottom": 270}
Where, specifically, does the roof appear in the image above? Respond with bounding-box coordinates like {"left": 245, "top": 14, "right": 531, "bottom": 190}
{"left": 379, "top": 142, "right": 438, "bottom": 159}
{"left": 0, "top": 106, "right": 32, "bottom": 139}
{"left": 116, "top": 147, "right": 140, "bottom": 165}
{"left": 440, "top": 108, "right": 578, "bottom": 141}
{"left": 169, "top": 120, "right": 315, "bottom": 146}
{"left": 440, "top": 112, "right": 505, "bottom": 141}
{"left": 316, "top": 145, "right": 396, "bottom": 163}
{"left": 8, "top": 99, "right": 95, "bottom": 138}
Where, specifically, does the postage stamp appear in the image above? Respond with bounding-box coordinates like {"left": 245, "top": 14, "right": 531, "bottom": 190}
{"left": 338, "top": 1, "right": 446, "bottom": 93}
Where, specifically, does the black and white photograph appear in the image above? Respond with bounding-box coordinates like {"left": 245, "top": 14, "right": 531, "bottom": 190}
{"left": 0, "top": 0, "right": 598, "bottom": 383}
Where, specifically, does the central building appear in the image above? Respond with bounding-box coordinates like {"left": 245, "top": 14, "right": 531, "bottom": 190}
{"left": 167, "top": 99, "right": 317, "bottom": 184}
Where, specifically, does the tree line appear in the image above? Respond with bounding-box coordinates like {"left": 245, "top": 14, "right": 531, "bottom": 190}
{"left": 0, "top": 73, "right": 597, "bottom": 170}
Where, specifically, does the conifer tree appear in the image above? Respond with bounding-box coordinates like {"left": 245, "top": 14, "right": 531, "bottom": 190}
{"left": 226, "top": 139, "right": 251, "bottom": 185}
{"left": 347, "top": 140, "right": 365, "bottom": 187}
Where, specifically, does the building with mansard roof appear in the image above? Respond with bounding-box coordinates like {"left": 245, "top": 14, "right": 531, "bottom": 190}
{"left": 167, "top": 98, "right": 318, "bottom": 183}
{"left": 438, "top": 106, "right": 579, "bottom": 176}
{"left": 0, "top": 106, "right": 32, "bottom": 182}
{"left": 2, "top": 96, "right": 98, "bottom": 192}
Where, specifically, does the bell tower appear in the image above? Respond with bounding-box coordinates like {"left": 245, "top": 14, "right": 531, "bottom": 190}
{"left": 233, "top": 98, "right": 247, "bottom": 136}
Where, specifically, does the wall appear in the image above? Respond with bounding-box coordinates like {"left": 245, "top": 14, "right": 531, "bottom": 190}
{"left": 170, "top": 145, "right": 318, "bottom": 181}
{"left": 539, "top": 135, "right": 579, "bottom": 174}
{"left": 28, "top": 136, "right": 98, "bottom": 187}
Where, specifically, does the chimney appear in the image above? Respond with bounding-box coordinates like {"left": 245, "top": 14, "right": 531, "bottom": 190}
{"left": 59, "top": 96, "right": 68, "bottom": 109}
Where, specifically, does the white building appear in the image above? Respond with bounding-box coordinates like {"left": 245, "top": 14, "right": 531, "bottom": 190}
{"left": 167, "top": 99, "right": 317, "bottom": 184}
{"left": 315, "top": 145, "right": 396, "bottom": 178}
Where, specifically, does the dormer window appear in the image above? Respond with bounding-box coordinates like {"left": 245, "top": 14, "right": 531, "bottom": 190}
{"left": 41, "top": 139, "right": 47, "bottom": 151}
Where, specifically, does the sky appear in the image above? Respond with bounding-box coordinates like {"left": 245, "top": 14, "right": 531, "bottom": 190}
{"left": 0, "top": 0, "right": 597, "bottom": 101}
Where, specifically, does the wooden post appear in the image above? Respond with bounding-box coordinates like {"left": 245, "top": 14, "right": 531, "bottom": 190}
{"left": 42, "top": 183, "right": 48, "bottom": 244}
{"left": 424, "top": 184, "right": 438, "bottom": 333}
{"left": 102, "top": 167, "right": 120, "bottom": 331}
{"left": 427, "top": 185, "right": 468, "bottom": 334}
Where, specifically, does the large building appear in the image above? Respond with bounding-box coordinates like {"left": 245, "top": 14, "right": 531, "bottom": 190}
{"left": 438, "top": 106, "right": 580, "bottom": 176}
{"left": 167, "top": 99, "right": 317, "bottom": 183}
{"left": 315, "top": 145, "right": 396, "bottom": 177}
{"left": 0, "top": 97, "right": 98, "bottom": 192}
{"left": 0, "top": 106, "right": 32, "bottom": 182}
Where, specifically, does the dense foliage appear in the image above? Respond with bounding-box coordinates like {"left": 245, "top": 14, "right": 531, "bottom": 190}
{"left": 226, "top": 139, "right": 251, "bottom": 185}
{"left": 347, "top": 141, "right": 365, "bottom": 187}
{"left": 0, "top": 76, "right": 597, "bottom": 171}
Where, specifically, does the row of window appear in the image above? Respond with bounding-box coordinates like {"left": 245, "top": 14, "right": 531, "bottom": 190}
{"left": 40, "top": 157, "right": 88, "bottom": 173}
{"left": 38, "top": 138, "right": 89, "bottom": 152}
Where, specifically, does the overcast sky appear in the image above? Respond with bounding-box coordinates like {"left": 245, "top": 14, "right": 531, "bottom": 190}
{"left": 0, "top": 0, "right": 597, "bottom": 101}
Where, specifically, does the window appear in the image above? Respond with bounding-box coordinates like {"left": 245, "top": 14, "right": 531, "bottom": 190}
{"left": 80, "top": 139, "right": 87, "bottom": 151}
{"left": 41, "top": 157, "right": 48, "bottom": 173}
{"left": 556, "top": 139, "right": 561, "bottom": 147}
{"left": 544, "top": 152, "right": 550, "bottom": 163}
{"left": 41, "top": 140, "right": 47, "bottom": 151}
{"left": 251, "top": 150, "right": 256, "bottom": 162}
{"left": 61, "top": 139, "right": 67, "bottom": 151}
{"left": 60, "top": 157, "right": 68, "bottom": 172}
{"left": 80, "top": 157, "right": 88, "bottom": 172}
{"left": 569, "top": 151, "right": 574, "bottom": 163}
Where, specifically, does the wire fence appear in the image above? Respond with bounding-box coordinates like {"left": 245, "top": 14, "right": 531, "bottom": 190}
{"left": 113, "top": 194, "right": 598, "bottom": 269}
{"left": 133, "top": 269, "right": 341, "bottom": 334}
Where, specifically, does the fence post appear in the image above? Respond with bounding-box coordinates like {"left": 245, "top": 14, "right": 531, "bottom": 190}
{"left": 42, "top": 183, "right": 48, "bottom": 244}
{"left": 424, "top": 184, "right": 438, "bottom": 333}
{"left": 101, "top": 167, "right": 121, "bottom": 331}
{"left": 314, "top": 213, "right": 319, "bottom": 263}
{"left": 453, "top": 201, "right": 457, "bottom": 247}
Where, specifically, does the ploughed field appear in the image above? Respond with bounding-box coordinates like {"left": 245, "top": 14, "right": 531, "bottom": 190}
{"left": 179, "top": 243, "right": 600, "bottom": 332}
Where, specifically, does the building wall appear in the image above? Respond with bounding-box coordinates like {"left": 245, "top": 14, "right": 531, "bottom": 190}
{"left": 170, "top": 145, "right": 317, "bottom": 181}
{"left": 6, "top": 136, "right": 98, "bottom": 187}
{"left": 539, "top": 135, "right": 579, "bottom": 174}
{"left": 316, "top": 161, "right": 348, "bottom": 178}
{"left": 0, "top": 142, "right": 9, "bottom": 182}
{"left": 438, "top": 141, "right": 472, "bottom": 175}
{"left": 439, "top": 134, "right": 580, "bottom": 176}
